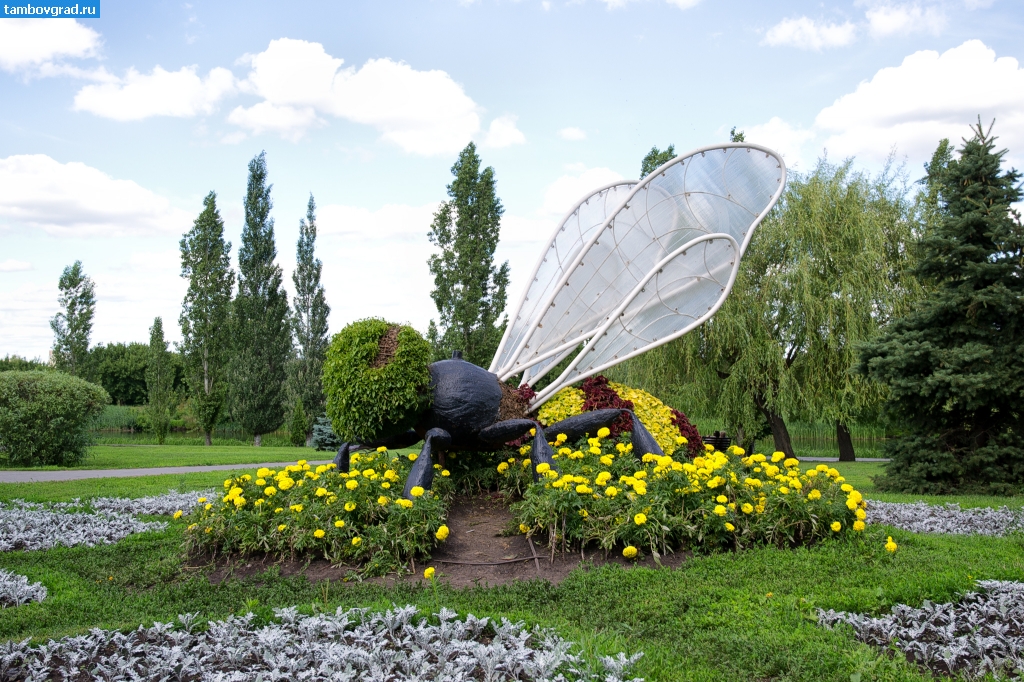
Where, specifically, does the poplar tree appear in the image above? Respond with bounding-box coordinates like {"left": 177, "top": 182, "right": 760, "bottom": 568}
{"left": 639, "top": 144, "right": 675, "bottom": 179}
{"left": 427, "top": 142, "right": 510, "bottom": 366}
{"left": 50, "top": 260, "right": 95, "bottom": 377}
{"left": 146, "top": 317, "right": 174, "bottom": 444}
{"left": 291, "top": 193, "right": 330, "bottom": 445}
{"left": 179, "top": 191, "right": 235, "bottom": 446}
{"left": 230, "top": 151, "right": 291, "bottom": 446}
{"left": 858, "top": 122, "right": 1024, "bottom": 494}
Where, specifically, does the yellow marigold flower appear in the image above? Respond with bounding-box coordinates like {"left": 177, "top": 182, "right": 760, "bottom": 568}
{"left": 771, "top": 452, "right": 785, "bottom": 463}
{"left": 352, "top": 537, "right": 362, "bottom": 546}
{"left": 278, "top": 478, "right": 294, "bottom": 491}
{"left": 605, "top": 486, "right": 619, "bottom": 497}
{"left": 290, "top": 504, "right": 303, "bottom": 513}
{"left": 529, "top": 428, "right": 536, "bottom": 436}
{"left": 634, "top": 513, "right": 647, "bottom": 525}
{"left": 173, "top": 510, "right": 183, "bottom": 520}
{"left": 255, "top": 499, "right": 265, "bottom": 506}
{"left": 595, "top": 472, "right": 612, "bottom": 486}
{"left": 807, "top": 490, "right": 821, "bottom": 501}
{"left": 381, "top": 482, "right": 391, "bottom": 490}
{"left": 713, "top": 505, "right": 727, "bottom": 516}
{"left": 675, "top": 436, "right": 686, "bottom": 445}
{"left": 779, "top": 487, "right": 790, "bottom": 495}
{"left": 783, "top": 458, "right": 799, "bottom": 468}
{"left": 424, "top": 566, "right": 435, "bottom": 580}
{"left": 855, "top": 508, "right": 867, "bottom": 520}
{"left": 597, "top": 427, "right": 611, "bottom": 438}
{"left": 346, "top": 480, "right": 359, "bottom": 490}
{"left": 256, "top": 468, "right": 272, "bottom": 478}
{"left": 408, "top": 453, "right": 418, "bottom": 461}
{"left": 314, "top": 529, "right": 325, "bottom": 538}
{"left": 377, "top": 496, "right": 389, "bottom": 505}
{"left": 205, "top": 503, "right": 212, "bottom": 511}
{"left": 885, "top": 536, "right": 898, "bottom": 553}
{"left": 519, "top": 523, "right": 530, "bottom": 533}
{"left": 255, "top": 478, "right": 266, "bottom": 486}
{"left": 435, "top": 525, "right": 449, "bottom": 540}
{"left": 715, "top": 495, "right": 728, "bottom": 504}
{"left": 589, "top": 446, "right": 601, "bottom": 455}
{"left": 441, "top": 469, "right": 451, "bottom": 477}
{"left": 536, "top": 463, "right": 551, "bottom": 474}
{"left": 234, "top": 497, "right": 247, "bottom": 508}
{"left": 632, "top": 482, "right": 647, "bottom": 495}
{"left": 522, "top": 458, "right": 531, "bottom": 467}
{"left": 598, "top": 455, "right": 613, "bottom": 467}
{"left": 277, "top": 524, "right": 287, "bottom": 531}
{"left": 575, "top": 484, "right": 593, "bottom": 494}
{"left": 376, "top": 446, "right": 388, "bottom": 452}
{"left": 187, "top": 523, "right": 198, "bottom": 531}
{"left": 296, "top": 459, "right": 307, "bottom": 466}
{"left": 831, "top": 521, "right": 842, "bottom": 532}
{"left": 334, "top": 519, "right": 345, "bottom": 528}
{"left": 846, "top": 498, "right": 859, "bottom": 510}
{"left": 841, "top": 484, "right": 853, "bottom": 493}
{"left": 410, "top": 486, "right": 425, "bottom": 497}
{"left": 579, "top": 509, "right": 589, "bottom": 518}
{"left": 634, "top": 471, "right": 647, "bottom": 479}
{"left": 264, "top": 486, "right": 277, "bottom": 497}
{"left": 853, "top": 520, "right": 866, "bottom": 532}
{"left": 315, "top": 487, "right": 328, "bottom": 497}
{"left": 396, "top": 498, "right": 413, "bottom": 509}
{"left": 741, "top": 503, "right": 754, "bottom": 514}
{"left": 274, "top": 507, "right": 283, "bottom": 513}
{"left": 725, "top": 522, "right": 735, "bottom": 532}
{"left": 555, "top": 433, "right": 568, "bottom": 443}
{"left": 622, "top": 545, "right": 638, "bottom": 559}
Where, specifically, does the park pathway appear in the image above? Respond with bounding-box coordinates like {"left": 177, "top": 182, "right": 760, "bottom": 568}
{"left": 0, "top": 460, "right": 332, "bottom": 483}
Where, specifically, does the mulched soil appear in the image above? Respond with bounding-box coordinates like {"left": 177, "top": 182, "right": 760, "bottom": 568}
{"left": 196, "top": 493, "right": 689, "bottom": 588}
{"left": 369, "top": 325, "right": 400, "bottom": 368}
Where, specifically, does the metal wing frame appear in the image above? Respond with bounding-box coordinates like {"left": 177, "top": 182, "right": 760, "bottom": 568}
{"left": 491, "top": 143, "right": 787, "bottom": 409}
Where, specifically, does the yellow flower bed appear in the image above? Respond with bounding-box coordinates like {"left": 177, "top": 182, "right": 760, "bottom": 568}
{"left": 184, "top": 454, "right": 453, "bottom": 575}
{"left": 499, "top": 436, "right": 864, "bottom": 557}
{"left": 536, "top": 383, "right": 686, "bottom": 456}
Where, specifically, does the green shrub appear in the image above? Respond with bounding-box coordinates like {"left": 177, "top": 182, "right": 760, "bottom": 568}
{"left": 0, "top": 371, "right": 109, "bottom": 466}
{"left": 289, "top": 400, "right": 307, "bottom": 447}
{"left": 501, "top": 433, "right": 866, "bottom": 558}
{"left": 323, "top": 319, "right": 431, "bottom": 442}
{"left": 184, "top": 450, "right": 454, "bottom": 575}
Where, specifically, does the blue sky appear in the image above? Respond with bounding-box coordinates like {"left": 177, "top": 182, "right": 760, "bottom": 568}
{"left": 1, "top": 0, "right": 1022, "bottom": 360}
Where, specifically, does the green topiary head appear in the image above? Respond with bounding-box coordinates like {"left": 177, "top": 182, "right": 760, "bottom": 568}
{"left": 323, "top": 318, "right": 432, "bottom": 443}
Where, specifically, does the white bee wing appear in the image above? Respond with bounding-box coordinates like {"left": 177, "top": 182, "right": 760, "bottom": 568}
{"left": 491, "top": 143, "right": 786, "bottom": 405}
{"left": 489, "top": 181, "right": 638, "bottom": 378}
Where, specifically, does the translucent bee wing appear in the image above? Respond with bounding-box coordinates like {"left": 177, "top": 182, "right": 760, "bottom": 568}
{"left": 489, "top": 180, "right": 638, "bottom": 376}
{"left": 531, "top": 232, "right": 740, "bottom": 406}
{"left": 493, "top": 144, "right": 785, "bottom": 401}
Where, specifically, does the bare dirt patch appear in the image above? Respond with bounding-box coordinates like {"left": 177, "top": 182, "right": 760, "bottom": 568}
{"left": 193, "top": 493, "right": 689, "bottom": 588}
{"left": 370, "top": 325, "right": 400, "bottom": 369}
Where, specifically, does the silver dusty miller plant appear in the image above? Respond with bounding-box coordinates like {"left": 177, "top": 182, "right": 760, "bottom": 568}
{"left": 0, "top": 604, "right": 644, "bottom": 681}
{"left": 0, "top": 490, "right": 213, "bottom": 552}
{"left": 819, "top": 580, "right": 1024, "bottom": 680}
{"left": 866, "top": 501, "right": 1024, "bottom": 536}
{"left": 0, "top": 569, "right": 46, "bottom": 608}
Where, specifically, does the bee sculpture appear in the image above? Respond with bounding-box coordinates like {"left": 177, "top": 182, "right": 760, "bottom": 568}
{"left": 330, "top": 143, "right": 786, "bottom": 498}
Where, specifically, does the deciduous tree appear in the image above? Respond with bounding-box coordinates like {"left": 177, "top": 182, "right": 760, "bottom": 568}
{"left": 230, "top": 151, "right": 291, "bottom": 446}
{"left": 50, "top": 260, "right": 95, "bottom": 377}
{"left": 179, "top": 191, "right": 235, "bottom": 446}
{"left": 291, "top": 193, "right": 330, "bottom": 445}
{"left": 146, "top": 317, "right": 174, "bottom": 445}
{"left": 426, "top": 142, "right": 510, "bottom": 366}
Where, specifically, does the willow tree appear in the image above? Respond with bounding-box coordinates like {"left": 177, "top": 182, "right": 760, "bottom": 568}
{"left": 612, "top": 157, "right": 919, "bottom": 458}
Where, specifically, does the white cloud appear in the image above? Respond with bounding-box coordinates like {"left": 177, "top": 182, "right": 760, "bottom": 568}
{"left": 558, "top": 127, "right": 587, "bottom": 141}
{"left": 0, "top": 155, "right": 194, "bottom": 237}
{"left": 742, "top": 117, "right": 816, "bottom": 170}
{"left": 598, "top": 0, "right": 702, "bottom": 9}
{"left": 74, "top": 65, "right": 236, "bottom": 121}
{"left": 762, "top": 17, "right": 858, "bottom": 50}
{"left": 816, "top": 40, "right": 1024, "bottom": 164}
{"left": 232, "top": 38, "right": 484, "bottom": 155}
{"left": 0, "top": 19, "right": 100, "bottom": 72}
{"left": 0, "top": 260, "right": 31, "bottom": 272}
{"left": 539, "top": 166, "right": 625, "bottom": 217}
{"left": 227, "top": 102, "right": 321, "bottom": 141}
{"left": 482, "top": 115, "right": 526, "bottom": 148}
{"left": 865, "top": 3, "right": 946, "bottom": 37}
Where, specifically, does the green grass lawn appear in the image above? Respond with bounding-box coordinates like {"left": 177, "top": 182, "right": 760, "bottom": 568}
{"left": 4, "top": 445, "right": 326, "bottom": 471}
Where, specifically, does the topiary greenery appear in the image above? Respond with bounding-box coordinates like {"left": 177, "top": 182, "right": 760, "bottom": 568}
{"left": 0, "top": 370, "right": 109, "bottom": 466}
{"left": 323, "top": 319, "right": 432, "bottom": 442}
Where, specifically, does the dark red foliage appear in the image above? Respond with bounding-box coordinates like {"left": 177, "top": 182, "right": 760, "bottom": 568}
{"left": 581, "top": 375, "right": 634, "bottom": 438}
{"left": 513, "top": 384, "right": 536, "bottom": 403}
{"left": 670, "top": 407, "right": 703, "bottom": 458}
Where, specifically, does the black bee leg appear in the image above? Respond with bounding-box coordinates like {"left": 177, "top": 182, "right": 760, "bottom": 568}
{"left": 402, "top": 428, "right": 451, "bottom": 499}
{"left": 477, "top": 418, "right": 538, "bottom": 444}
{"left": 544, "top": 408, "right": 664, "bottom": 462}
{"left": 332, "top": 429, "right": 421, "bottom": 473}
{"left": 530, "top": 424, "right": 560, "bottom": 482}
